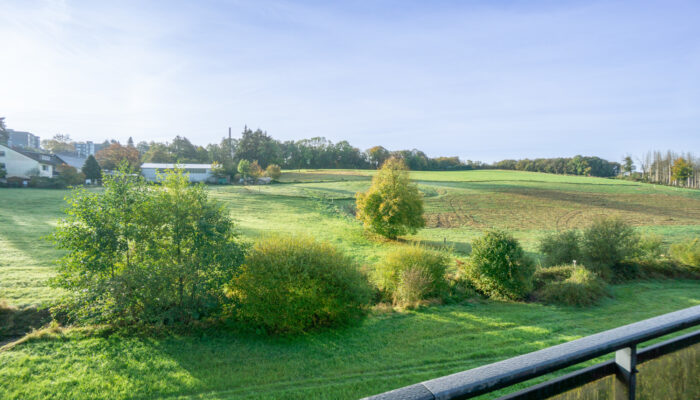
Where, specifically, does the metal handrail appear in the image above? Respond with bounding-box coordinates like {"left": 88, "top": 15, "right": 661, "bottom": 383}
{"left": 362, "top": 305, "right": 700, "bottom": 400}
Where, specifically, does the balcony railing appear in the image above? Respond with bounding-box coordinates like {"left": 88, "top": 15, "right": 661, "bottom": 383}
{"left": 362, "top": 304, "right": 700, "bottom": 400}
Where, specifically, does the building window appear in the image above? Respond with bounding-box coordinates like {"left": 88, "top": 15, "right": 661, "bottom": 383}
{"left": 41, "top": 155, "right": 51, "bottom": 161}
{"left": 186, "top": 168, "right": 207, "bottom": 174}
{"left": 42, "top": 165, "right": 48, "bottom": 171}
{"left": 0, "top": 151, "right": 5, "bottom": 157}
{"left": 0, "top": 163, "right": 5, "bottom": 169}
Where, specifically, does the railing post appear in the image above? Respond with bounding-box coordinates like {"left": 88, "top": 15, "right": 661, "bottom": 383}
{"left": 614, "top": 345, "right": 637, "bottom": 400}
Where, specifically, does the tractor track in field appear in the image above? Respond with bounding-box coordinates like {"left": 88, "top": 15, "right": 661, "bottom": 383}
{"left": 555, "top": 210, "right": 583, "bottom": 230}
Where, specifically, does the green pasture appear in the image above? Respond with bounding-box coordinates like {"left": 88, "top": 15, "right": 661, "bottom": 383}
{"left": 2, "top": 169, "right": 700, "bottom": 304}
{"left": 0, "top": 169, "right": 699, "bottom": 399}
{"left": 1, "top": 281, "right": 698, "bottom": 399}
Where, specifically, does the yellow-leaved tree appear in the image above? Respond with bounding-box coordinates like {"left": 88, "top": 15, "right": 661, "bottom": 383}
{"left": 356, "top": 157, "right": 425, "bottom": 239}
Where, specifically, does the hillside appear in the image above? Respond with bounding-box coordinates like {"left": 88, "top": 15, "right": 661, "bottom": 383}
{"left": 2, "top": 169, "right": 699, "bottom": 306}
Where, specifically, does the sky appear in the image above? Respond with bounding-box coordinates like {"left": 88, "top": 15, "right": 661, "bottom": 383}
{"left": 1, "top": 0, "right": 699, "bottom": 162}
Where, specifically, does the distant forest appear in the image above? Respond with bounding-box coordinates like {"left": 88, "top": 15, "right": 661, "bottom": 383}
{"left": 89, "top": 127, "right": 624, "bottom": 178}
{"left": 7, "top": 120, "right": 699, "bottom": 185}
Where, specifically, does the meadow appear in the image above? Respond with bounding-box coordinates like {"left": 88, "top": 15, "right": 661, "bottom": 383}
{"left": 1, "top": 169, "right": 699, "bottom": 399}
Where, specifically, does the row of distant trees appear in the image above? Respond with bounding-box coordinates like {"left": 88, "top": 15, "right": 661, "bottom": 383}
{"left": 490, "top": 155, "right": 621, "bottom": 177}
{"left": 625, "top": 151, "right": 699, "bottom": 188}
{"left": 3, "top": 117, "right": 695, "bottom": 185}
{"left": 90, "top": 128, "right": 624, "bottom": 179}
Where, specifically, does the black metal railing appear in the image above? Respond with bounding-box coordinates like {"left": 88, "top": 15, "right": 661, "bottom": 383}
{"left": 362, "top": 305, "right": 700, "bottom": 400}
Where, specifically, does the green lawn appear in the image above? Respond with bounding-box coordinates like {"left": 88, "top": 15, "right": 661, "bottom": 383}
{"left": 0, "top": 169, "right": 699, "bottom": 399}
{"left": 0, "top": 281, "right": 698, "bottom": 399}
{"left": 2, "top": 169, "right": 699, "bottom": 304}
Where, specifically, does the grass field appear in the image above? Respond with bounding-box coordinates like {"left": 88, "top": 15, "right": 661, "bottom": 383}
{"left": 1, "top": 169, "right": 699, "bottom": 399}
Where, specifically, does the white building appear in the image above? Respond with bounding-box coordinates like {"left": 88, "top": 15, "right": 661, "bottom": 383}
{"left": 140, "top": 163, "right": 214, "bottom": 183}
{"left": 0, "top": 144, "right": 59, "bottom": 179}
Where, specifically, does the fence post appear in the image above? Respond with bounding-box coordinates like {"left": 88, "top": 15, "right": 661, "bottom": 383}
{"left": 614, "top": 345, "right": 637, "bottom": 400}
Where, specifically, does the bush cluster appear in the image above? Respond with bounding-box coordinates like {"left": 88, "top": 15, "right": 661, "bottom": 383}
{"left": 466, "top": 230, "right": 535, "bottom": 300}
{"left": 373, "top": 245, "right": 449, "bottom": 307}
{"left": 581, "top": 217, "right": 640, "bottom": 279}
{"left": 52, "top": 168, "right": 246, "bottom": 325}
{"left": 533, "top": 265, "right": 607, "bottom": 307}
{"left": 538, "top": 230, "right": 581, "bottom": 266}
{"left": 539, "top": 217, "right": 641, "bottom": 281}
{"left": 227, "top": 236, "right": 372, "bottom": 334}
{"left": 670, "top": 239, "right": 700, "bottom": 268}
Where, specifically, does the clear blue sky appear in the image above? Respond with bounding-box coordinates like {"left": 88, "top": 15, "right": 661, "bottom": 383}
{"left": 1, "top": 0, "right": 698, "bottom": 162}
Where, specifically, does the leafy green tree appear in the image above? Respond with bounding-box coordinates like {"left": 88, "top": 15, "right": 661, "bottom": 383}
{"left": 237, "top": 159, "right": 251, "bottom": 180}
{"left": 235, "top": 127, "right": 281, "bottom": 168}
{"left": 622, "top": 155, "right": 635, "bottom": 175}
{"left": 211, "top": 161, "right": 228, "bottom": 180}
{"left": 671, "top": 157, "right": 693, "bottom": 185}
{"left": 142, "top": 142, "right": 174, "bottom": 163}
{"left": 51, "top": 167, "right": 245, "bottom": 325}
{"left": 127, "top": 137, "right": 135, "bottom": 148}
{"left": 169, "top": 135, "right": 203, "bottom": 162}
{"left": 568, "top": 155, "right": 592, "bottom": 176}
{"left": 356, "top": 157, "right": 425, "bottom": 239}
{"left": 81, "top": 155, "right": 102, "bottom": 182}
{"left": 367, "top": 146, "right": 391, "bottom": 169}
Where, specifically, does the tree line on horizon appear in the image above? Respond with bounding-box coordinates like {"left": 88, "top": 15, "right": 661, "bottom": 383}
{"left": 87, "top": 127, "right": 626, "bottom": 178}
{"left": 3, "top": 117, "right": 696, "bottom": 185}
{"left": 626, "top": 150, "right": 700, "bottom": 189}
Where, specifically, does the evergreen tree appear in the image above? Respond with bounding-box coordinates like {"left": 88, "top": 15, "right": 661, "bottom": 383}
{"left": 82, "top": 155, "right": 102, "bottom": 182}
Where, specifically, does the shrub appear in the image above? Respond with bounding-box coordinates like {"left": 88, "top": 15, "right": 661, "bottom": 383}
{"left": 581, "top": 217, "right": 639, "bottom": 280}
{"left": 466, "top": 230, "right": 535, "bottom": 300}
{"left": 538, "top": 230, "right": 581, "bottom": 266}
{"left": 51, "top": 167, "right": 245, "bottom": 325}
{"left": 532, "top": 264, "right": 579, "bottom": 289}
{"left": 533, "top": 265, "right": 607, "bottom": 307}
{"left": 630, "top": 259, "right": 700, "bottom": 280}
{"left": 635, "top": 234, "right": 665, "bottom": 262}
{"left": 249, "top": 160, "right": 263, "bottom": 178}
{"left": 670, "top": 238, "right": 700, "bottom": 268}
{"left": 374, "top": 245, "right": 449, "bottom": 307}
{"left": 227, "top": 236, "right": 372, "bottom": 334}
{"left": 356, "top": 157, "right": 425, "bottom": 239}
{"left": 265, "top": 164, "right": 282, "bottom": 180}
{"left": 56, "top": 164, "right": 85, "bottom": 186}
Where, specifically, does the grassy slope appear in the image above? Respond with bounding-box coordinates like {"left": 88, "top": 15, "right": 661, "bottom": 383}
{"left": 0, "top": 169, "right": 699, "bottom": 399}
{"left": 1, "top": 281, "right": 698, "bottom": 400}
{"left": 2, "top": 169, "right": 700, "bottom": 303}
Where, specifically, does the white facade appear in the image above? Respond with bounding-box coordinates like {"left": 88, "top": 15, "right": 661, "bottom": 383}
{"left": 0, "top": 144, "right": 54, "bottom": 178}
{"left": 140, "top": 163, "right": 214, "bottom": 183}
